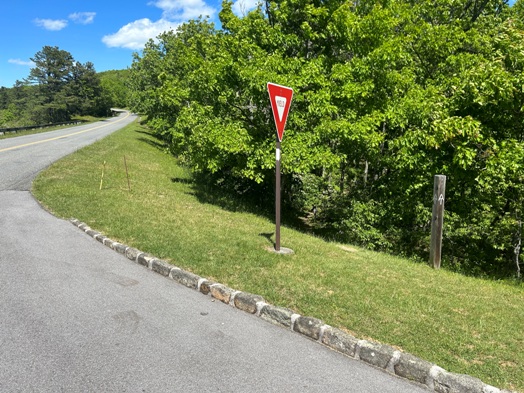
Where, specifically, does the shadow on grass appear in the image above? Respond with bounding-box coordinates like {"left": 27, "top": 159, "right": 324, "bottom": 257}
{"left": 171, "top": 177, "right": 192, "bottom": 185}
{"left": 259, "top": 232, "right": 276, "bottom": 248}
{"left": 137, "top": 136, "right": 168, "bottom": 151}
{"left": 181, "top": 174, "right": 312, "bottom": 234}
{"left": 134, "top": 127, "right": 171, "bottom": 148}
{"left": 136, "top": 126, "right": 313, "bottom": 235}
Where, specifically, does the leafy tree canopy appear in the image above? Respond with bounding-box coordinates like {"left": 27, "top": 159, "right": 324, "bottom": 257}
{"left": 129, "top": 0, "right": 523, "bottom": 278}
{"left": 1, "top": 46, "right": 124, "bottom": 127}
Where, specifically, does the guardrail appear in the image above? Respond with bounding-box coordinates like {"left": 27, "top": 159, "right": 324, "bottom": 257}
{"left": 0, "top": 120, "right": 86, "bottom": 136}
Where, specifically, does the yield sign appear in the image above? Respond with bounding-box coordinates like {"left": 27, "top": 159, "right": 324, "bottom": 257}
{"left": 267, "top": 82, "right": 293, "bottom": 142}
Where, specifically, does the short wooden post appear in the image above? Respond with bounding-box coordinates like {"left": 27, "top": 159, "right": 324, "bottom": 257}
{"left": 124, "top": 156, "right": 131, "bottom": 192}
{"left": 99, "top": 161, "right": 106, "bottom": 191}
{"left": 430, "top": 175, "right": 446, "bottom": 269}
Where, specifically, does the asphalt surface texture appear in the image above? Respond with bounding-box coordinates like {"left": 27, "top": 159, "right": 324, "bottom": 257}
{"left": 0, "top": 112, "right": 430, "bottom": 392}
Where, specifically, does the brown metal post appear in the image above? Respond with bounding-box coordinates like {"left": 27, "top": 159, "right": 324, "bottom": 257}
{"left": 275, "top": 140, "right": 281, "bottom": 252}
{"left": 430, "top": 175, "right": 446, "bottom": 269}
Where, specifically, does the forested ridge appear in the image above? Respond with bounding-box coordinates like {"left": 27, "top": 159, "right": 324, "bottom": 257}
{"left": 128, "top": 0, "right": 524, "bottom": 278}
{"left": 0, "top": 46, "right": 128, "bottom": 127}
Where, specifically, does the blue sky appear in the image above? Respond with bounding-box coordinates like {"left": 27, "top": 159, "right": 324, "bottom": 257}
{"left": 0, "top": 0, "right": 258, "bottom": 88}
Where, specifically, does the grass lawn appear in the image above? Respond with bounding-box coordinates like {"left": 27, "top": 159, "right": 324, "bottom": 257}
{"left": 33, "top": 120, "right": 524, "bottom": 392}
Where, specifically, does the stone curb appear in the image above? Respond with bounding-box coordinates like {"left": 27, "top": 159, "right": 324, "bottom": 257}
{"left": 170, "top": 268, "right": 200, "bottom": 289}
{"left": 70, "top": 218, "right": 517, "bottom": 393}
{"left": 151, "top": 258, "right": 172, "bottom": 277}
{"left": 234, "top": 292, "right": 264, "bottom": 314}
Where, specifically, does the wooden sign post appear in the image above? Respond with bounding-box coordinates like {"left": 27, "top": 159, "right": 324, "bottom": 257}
{"left": 430, "top": 175, "right": 446, "bottom": 269}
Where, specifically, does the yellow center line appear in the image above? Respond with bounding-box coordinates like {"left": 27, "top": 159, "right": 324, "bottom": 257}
{"left": 0, "top": 111, "right": 131, "bottom": 154}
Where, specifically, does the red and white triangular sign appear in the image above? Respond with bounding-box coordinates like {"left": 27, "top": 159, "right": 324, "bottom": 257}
{"left": 267, "top": 82, "right": 293, "bottom": 142}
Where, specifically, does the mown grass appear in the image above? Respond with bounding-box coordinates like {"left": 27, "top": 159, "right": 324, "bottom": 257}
{"left": 33, "top": 121, "right": 523, "bottom": 392}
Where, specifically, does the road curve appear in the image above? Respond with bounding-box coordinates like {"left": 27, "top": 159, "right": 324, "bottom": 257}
{"left": 0, "top": 113, "right": 429, "bottom": 392}
{"left": 0, "top": 111, "right": 136, "bottom": 191}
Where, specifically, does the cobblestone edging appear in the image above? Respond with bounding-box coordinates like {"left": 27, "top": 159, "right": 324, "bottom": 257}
{"left": 71, "top": 219, "right": 516, "bottom": 393}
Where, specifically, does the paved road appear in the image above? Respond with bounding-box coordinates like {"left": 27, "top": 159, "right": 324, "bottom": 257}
{"left": 0, "top": 113, "right": 429, "bottom": 392}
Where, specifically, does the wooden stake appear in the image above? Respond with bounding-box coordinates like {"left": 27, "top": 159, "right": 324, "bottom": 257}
{"left": 99, "top": 161, "right": 106, "bottom": 190}
{"left": 124, "top": 156, "right": 131, "bottom": 192}
{"left": 430, "top": 175, "right": 446, "bottom": 269}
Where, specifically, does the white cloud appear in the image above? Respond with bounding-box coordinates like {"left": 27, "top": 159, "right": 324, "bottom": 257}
{"left": 151, "top": 0, "right": 216, "bottom": 20}
{"left": 69, "top": 12, "right": 96, "bottom": 25}
{"left": 102, "top": 18, "right": 179, "bottom": 50}
{"left": 103, "top": 0, "right": 216, "bottom": 50}
{"left": 232, "top": 0, "right": 260, "bottom": 16}
{"left": 34, "top": 18, "right": 68, "bottom": 31}
{"left": 8, "top": 59, "right": 35, "bottom": 67}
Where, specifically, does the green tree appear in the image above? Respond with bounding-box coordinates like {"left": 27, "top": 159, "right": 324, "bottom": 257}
{"left": 99, "top": 69, "right": 130, "bottom": 109}
{"left": 26, "top": 46, "right": 108, "bottom": 122}
{"left": 27, "top": 46, "right": 74, "bottom": 122}
{"left": 65, "top": 61, "right": 101, "bottom": 115}
{"left": 129, "top": 0, "right": 524, "bottom": 277}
